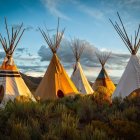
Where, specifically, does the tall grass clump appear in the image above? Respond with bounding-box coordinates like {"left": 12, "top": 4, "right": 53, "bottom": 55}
{"left": 0, "top": 93, "right": 139, "bottom": 139}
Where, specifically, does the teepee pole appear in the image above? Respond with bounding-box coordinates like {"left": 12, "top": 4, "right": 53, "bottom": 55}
{"left": 4, "top": 38, "right": 7, "bottom": 50}
{"left": 134, "top": 25, "right": 140, "bottom": 49}
{"left": 39, "top": 18, "right": 65, "bottom": 54}
{"left": 56, "top": 18, "right": 60, "bottom": 47}
{"left": 0, "top": 34, "right": 7, "bottom": 52}
{"left": 117, "top": 12, "right": 133, "bottom": 50}
{"left": 95, "top": 52, "right": 111, "bottom": 68}
{"left": 110, "top": 12, "right": 140, "bottom": 55}
{"left": 71, "top": 39, "right": 85, "bottom": 62}
{"left": 4, "top": 18, "right": 11, "bottom": 47}
{"left": 55, "top": 28, "right": 65, "bottom": 52}
{"left": 109, "top": 19, "right": 132, "bottom": 53}
{"left": 12, "top": 28, "right": 25, "bottom": 54}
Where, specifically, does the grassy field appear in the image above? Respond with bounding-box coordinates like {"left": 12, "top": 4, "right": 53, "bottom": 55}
{"left": 0, "top": 92, "right": 139, "bottom": 140}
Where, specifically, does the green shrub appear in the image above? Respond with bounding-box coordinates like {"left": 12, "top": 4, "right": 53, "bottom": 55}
{"left": 0, "top": 92, "right": 139, "bottom": 140}
{"left": 123, "top": 106, "right": 138, "bottom": 121}
{"left": 94, "top": 86, "right": 112, "bottom": 103}
{"left": 28, "top": 118, "right": 42, "bottom": 140}
{"left": 54, "top": 103, "right": 69, "bottom": 115}
{"left": 108, "top": 111, "right": 124, "bottom": 121}
{"left": 58, "top": 113, "right": 79, "bottom": 140}
{"left": 10, "top": 122, "right": 30, "bottom": 140}
{"left": 76, "top": 96, "right": 96, "bottom": 122}
{"left": 111, "top": 120, "right": 140, "bottom": 139}
{"left": 42, "top": 134, "right": 59, "bottom": 140}
{"left": 81, "top": 123, "right": 109, "bottom": 140}
{"left": 58, "top": 95, "right": 80, "bottom": 112}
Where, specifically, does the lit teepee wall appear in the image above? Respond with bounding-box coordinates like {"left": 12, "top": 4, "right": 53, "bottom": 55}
{"left": 71, "top": 39, "right": 94, "bottom": 94}
{"left": 93, "top": 52, "right": 115, "bottom": 94}
{"left": 0, "top": 18, "right": 36, "bottom": 106}
{"left": 35, "top": 19, "right": 78, "bottom": 100}
{"left": 110, "top": 13, "right": 140, "bottom": 98}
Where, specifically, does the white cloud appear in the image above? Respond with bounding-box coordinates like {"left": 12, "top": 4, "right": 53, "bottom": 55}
{"left": 72, "top": 0, "right": 104, "bottom": 20}
{"left": 25, "top": 71, "right": 44, "bottom": 77}
{"left": 41, "top": 0, "right": 104, "bottom": 20}
{"left": 119, "top": 0, "right": 140, "bottom": 9}
{"left": 78, "top": 4, "right": 104, "bottom": 20}
{"left": 99, "top": 48, "right": 111, "bottom": 52}
{"left": 41, "top": 0, "right": 70, "bottom": 20}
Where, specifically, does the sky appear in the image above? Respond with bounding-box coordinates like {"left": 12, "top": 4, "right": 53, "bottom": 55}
{"left": 0, "top": 0, "right": 140, "bottom": 83}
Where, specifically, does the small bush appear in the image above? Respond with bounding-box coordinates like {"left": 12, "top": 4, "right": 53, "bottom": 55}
{"left": 81, "top": 123, "right": 109, "bottom": 140}
{"left": 10, "top": 122, "right": 30, "bottom": 140}
{"left": 0, "top": 92, "right": 139, "bottom": 139}
{"left": 76, "top": 96, "right": 96, "bottom": 122}
{"left": 94, "top": 86, "right": 112, "bottom": 104}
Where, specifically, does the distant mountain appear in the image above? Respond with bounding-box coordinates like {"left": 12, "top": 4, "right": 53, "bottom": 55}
{"left": 88, "top": 81, "right": 93, "bottom": 87}
{"left": 20, "top": 73, "right": 42, "bottom": 94}
{"left": 21, "top": 73, "right": 94, "bottom": 94}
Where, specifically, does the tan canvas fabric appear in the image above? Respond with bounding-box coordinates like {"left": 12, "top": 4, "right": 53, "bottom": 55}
{"left": 93, "top": 68, "right": 115, "bottom": 94}
{"left": 113, "top": 55, "right": 140, "bottom": 98}
{"left": 71, "top": 62, "right": 93, "bottom": 94}
{"left": 0, "top": 60, "right": 18, "bottom": 71}
{"left": 35, "top": 54, "right": 78, "bottom": 100}
{"left": 0, "top": 59, "right": 36, "bottom": 106}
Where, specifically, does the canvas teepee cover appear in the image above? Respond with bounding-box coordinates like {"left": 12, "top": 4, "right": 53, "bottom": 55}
{"left": 35, "top": 20, "right": 78, "bottom": 100}
{"left": 93, "top": 52, "right": 115, "bottom": 94}
{"left": 110, "top": 13, "right": 140, "bottom": 98}
{"left": 0, "top": 19, "right": 36, "bottom": 106}
{"left": 71, "top": 39, "right": 93, "bottom": 94}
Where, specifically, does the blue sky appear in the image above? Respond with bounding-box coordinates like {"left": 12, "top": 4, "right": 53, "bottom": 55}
{"left": 0, "top": 0, "right": 140, "bottom": 83}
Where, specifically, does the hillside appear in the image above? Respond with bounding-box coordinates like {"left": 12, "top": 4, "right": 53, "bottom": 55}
{"left": 21, "top": 73, "right": 94, "bottom": 93}
{"left": 21, "top": 73, "right": 42, "bottom": 93}
{"left": 0, "top": 95, "right": 139, "bottom": 140}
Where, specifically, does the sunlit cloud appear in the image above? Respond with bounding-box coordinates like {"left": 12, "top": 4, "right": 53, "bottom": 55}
{"left": 41, "top": 0, "right": 71, "bottom": 20}
{"left": 0, "top": 0, "right": 139, "bottom": 84}
{"left": 73, "top": 1, "right": 104, "bottom": 20}
{"left": 37, "top": 38, "right": 133, "bottom": 83}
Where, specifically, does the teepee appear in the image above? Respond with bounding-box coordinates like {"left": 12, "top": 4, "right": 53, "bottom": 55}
{"left": 0, "top": 19, "right": 36, "bottom": 106}
{"left": 110, "top": 13, "right": 140, "bottom": 98}
{"left": 93, "top": 52, "right": 115, "bottom": 94}
{"left": 71, "top": 39, "right": 93, "bottom": 94}
{"left": 35, "top": 19, "right": 78, "bottom": 100}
